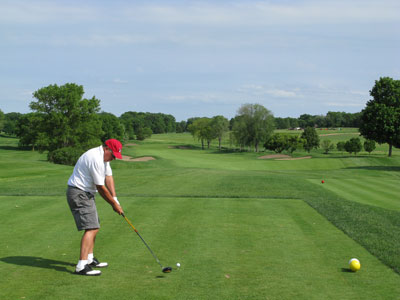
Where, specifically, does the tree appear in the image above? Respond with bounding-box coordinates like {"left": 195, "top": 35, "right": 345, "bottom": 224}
{"left": 98, "top": 112, "right": 124, "bottom": 142}
{"left": 15, "top": 113, "right": 43, "bottom": 150}
{"left": 321, "top": 140, "right": 335, "bottom": 154}
{"left": 0, "top": 109, "right": 4, "bottom": 132}
{"left": 211, "top": 115, "right": 229, "bottom": 150}
{"left": 233, "top": 104, "right": 275, "bottom": 152}
{"left": 136, "top": 127, "right": 152, "bottom": 140}
{"left": 3, "top": 112, "right": 22, "bottom": 136}
{"left": 359, "top": 77, "right": 400, "bottom": 157}
{"left": 120, "top": 111, "right": 175, "bottom": 139}
{"left": 344, "top": 137, "right": 362, "bottom": 155}
{"left": 364, "top": 139, "right": 376, "bottom": 154}
{"left": 336, "top": 141, "right": 346, "bottom": 154}
{"left": 28, "top": 83, "right": 102, "bottom": 152}
{"left": 119, "top": 112, "right": 138, "bottom": 140}
{"left": 176, "top": 120, "right": 187, "bottom": 133}
{"left": 326, "top": 111, "right": 344, "bottom": 127}
{"left": 231, "top": 116, "right": 248, "bottom": 151}
{"left": 163, "top": 114, "right": 176, "bottom": 133}
{"left": 298, "top": 114, "right": 315, "bottom": 128}
{"left": 188, "top": 118, "right": 215, "bottom": 149}
{"left": 274, "top": 117, "right": 290, "bottom": 129}
{"left": 301, "top": 127, "right": 320, "bottom": 152}
{"left": 264, "top": 133, "right": 289, "bottom": 153}
{"left": 287, "top": 135, "right": 303, "bottom": 154}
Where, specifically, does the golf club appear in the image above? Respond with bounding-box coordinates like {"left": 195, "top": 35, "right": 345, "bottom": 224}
{"left": 122, "top": 213, "right": 172, "bottom": 273}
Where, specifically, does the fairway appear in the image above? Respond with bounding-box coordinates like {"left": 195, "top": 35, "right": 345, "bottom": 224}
{"left": 1, "top": 133, "right": 400, "bottom": 299}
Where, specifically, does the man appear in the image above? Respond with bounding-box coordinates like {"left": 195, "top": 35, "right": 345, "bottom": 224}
{"left": 67, "top": 139, "right": 124, "bottom": 276}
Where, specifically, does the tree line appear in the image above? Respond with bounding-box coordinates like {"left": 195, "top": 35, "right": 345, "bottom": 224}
{"left": 1, "top": 76, "right": 399, "bottom": 163}
{"left": 265, "top": 129, "right": 376, "bottom": 156}
{"left": 0, "top": 83, "right": 177, "bottom": 165}
{"left": 274, "top": 111, "right": 361, "bottom": 129}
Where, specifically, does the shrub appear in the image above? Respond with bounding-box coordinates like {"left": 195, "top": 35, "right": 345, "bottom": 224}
{"left": 321, "top": 140, "right": 335, "bottom": 154}
{"left": 48, "top": 147, "right": 85, "bottom": 166}
{"left": 336, "top": 141, "right": 345, "bottom": 154}
{"left": 264, "top": 134, "right": 289, "bottom": 153}
{"left": 364, "top": 139, "right": 376, "bottom": 154}
{"left": 344, "top": 137, "right": 362, "bottom": 155}
{"left": 136, "top": 127, "right": 152, "bottom": 141}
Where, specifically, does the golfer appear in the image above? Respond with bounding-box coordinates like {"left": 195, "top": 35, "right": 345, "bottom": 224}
{"left": 67, "top": 139, "right": 124, "bottom": 276}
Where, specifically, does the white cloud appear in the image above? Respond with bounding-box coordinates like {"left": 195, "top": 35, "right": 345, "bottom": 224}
{"left": 112, "top": 78, "right": 128, "bottom": 84}
{"left": 121, "top": 1, "right": 400, "bottom": 26}
{"left": 325, "top": 102, "right": 363, "bottom": 107}
{"left": 238, "top": 84, "right": 300, "bottom": 98}
{"left": 349, "top": 90, "right": 369, "bottom": 96}
{"left": 0, "top": 1, "right": 98, "bottom": 24}
{"left": 1, "top": 1, "right": 398, "bottom": 26}
{"left": 166, "top": 93, "right": 223, "bottom": 104}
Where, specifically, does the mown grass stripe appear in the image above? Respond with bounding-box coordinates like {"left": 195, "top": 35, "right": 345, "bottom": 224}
{"left": 318, "top": 178, "right": 400, "bottom": 211}
{"left": 304, "top": 182, "right": 400, "bottom": 275}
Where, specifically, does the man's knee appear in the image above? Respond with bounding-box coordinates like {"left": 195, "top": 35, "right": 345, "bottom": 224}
{"left": 84, "top": 228, "right": 99, "bottom": 237}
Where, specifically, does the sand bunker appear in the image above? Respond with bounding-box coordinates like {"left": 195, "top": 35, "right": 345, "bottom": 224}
{"left": 258, "top": 154, "right": 312, "bottom": 161}
{"left": 258, "top": 154, "right": 291, "bottom": 159}
{"left": 121, "top": 155, "right": 155, "bottom": 162}
{"left": 275, "top": 156, "right": 312, "bottom": 161}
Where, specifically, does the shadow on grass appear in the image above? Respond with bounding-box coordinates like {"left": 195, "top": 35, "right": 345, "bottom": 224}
{"left": 345, "top": 166, "right": 400, "bottom": 172}
{"left": 0, "top": 134, "right": 18, "bottom": 139}
{"left": 0, "top": 256, "right": 75, "bottom": 274}
{"left": 341, "top": 268, "right": 353, "bottom": 273}
{"left": 0, "top": 145, "right": 32, "bottom": 151}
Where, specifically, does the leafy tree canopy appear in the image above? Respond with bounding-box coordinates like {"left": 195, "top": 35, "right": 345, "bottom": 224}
{"left": 232, "top": 104, "right": 275, "bottom": 152}
{"left": 26, "top": 83, "right": 102, "bottom": 152}
{"left": 360, "top": 77, "right": 400, "bottom": 156}
{"left": 344, "top": 137, "right": 362, "bottom": 155}
{"left": 301, "top": 127, "right": 320, "bottom": 153}
{"left": 98, "top": 112, "right": 124, "bottom": 142}
{"left": 0, "top": 109, "right": 4, "bottom": 132}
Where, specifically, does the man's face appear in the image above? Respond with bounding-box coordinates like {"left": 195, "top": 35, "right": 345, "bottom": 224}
{"left": 104, "top": 147, "right": 115, "bottom": 162}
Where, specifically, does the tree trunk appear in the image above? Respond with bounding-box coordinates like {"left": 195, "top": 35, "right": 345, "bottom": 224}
{"left": 389, "top": 143, "right": 392, "bottom": 157}
{"left": 218, "top": 137, "right": 222, "bottom": 150}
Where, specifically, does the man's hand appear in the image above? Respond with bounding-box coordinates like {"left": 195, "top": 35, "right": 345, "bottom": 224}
{"left": 113, "top": 203, "right": 124, "bottom": 215}
{"left": 96, "top": 184, "right": 124, "bottom": 215}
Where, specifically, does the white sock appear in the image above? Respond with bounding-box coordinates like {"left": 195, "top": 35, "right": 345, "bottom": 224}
{"left": 88, "top": 253, "right": 94, "bottom": 264}
{"left": 76, "top": 260, "right": 88, "bottom": 271}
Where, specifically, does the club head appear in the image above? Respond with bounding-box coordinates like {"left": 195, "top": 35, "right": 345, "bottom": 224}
{"left": 162, "top": 267, "right": 172, "bottom": 273}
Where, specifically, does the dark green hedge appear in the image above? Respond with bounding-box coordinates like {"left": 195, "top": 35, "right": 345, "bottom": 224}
{"left": 48, "top": 147, "right": 85, "bottom": 166}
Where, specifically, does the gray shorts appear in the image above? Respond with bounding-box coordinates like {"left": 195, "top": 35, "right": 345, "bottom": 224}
{"left": 66, "top": 186, "right": 100, "bottom": 231}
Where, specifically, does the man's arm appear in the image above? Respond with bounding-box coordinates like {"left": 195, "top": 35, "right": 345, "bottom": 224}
{"left": 96, "top": 184, "right": 123, "bottom": 215}
{"left": 105, "top": 175, "right": 116, "bottom": 197}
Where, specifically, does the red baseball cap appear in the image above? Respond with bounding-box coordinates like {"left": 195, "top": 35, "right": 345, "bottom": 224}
{"left": 105, "top": 139, "right": 123, "bottom": 159}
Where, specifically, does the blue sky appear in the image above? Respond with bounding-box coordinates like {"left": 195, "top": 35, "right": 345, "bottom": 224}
{"left": 1, "top": 0, "right": 399, "bottom": 121}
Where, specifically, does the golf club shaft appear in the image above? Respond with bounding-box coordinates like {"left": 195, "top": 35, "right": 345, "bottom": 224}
{"left": 122, "top": 213, "right": 163, "bottom": 268}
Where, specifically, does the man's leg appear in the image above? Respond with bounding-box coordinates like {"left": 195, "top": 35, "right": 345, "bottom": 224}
{"left": 75, "top": 229, "right": 101, "bottom": 276}
{"left": 80, "top": 229, "right": 99, "bottom": 260}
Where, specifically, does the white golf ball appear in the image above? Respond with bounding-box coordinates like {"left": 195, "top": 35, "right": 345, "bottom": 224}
{"left": 176, "top": 263, "right": 181, "bottom": 267}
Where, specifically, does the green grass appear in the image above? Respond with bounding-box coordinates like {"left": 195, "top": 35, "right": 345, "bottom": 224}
{"left": 1, "top": 132, "right": 400, "bottom": 299}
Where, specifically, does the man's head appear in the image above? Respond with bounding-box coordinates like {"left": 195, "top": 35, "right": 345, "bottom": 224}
{"left": 104, "top": 139, "right": 123, "bottom": 161}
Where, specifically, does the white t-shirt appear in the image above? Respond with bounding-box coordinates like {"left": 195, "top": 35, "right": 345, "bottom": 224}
{"left": 68, "top": 145, "right": 113, "bottom": 193}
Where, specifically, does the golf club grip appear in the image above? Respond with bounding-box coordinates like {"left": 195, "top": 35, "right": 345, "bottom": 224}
{"left": 123, "top": 214, "right": 137, "bottom": 232}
